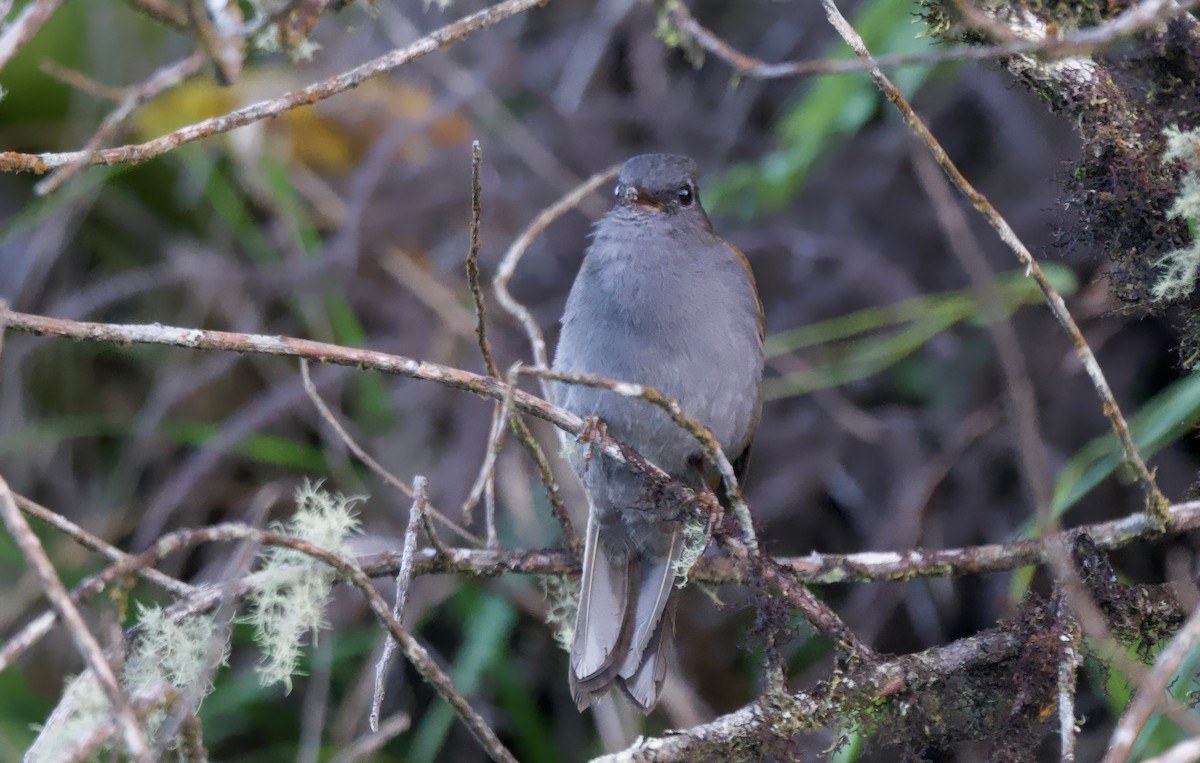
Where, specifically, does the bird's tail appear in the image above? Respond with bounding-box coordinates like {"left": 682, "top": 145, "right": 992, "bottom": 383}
{"left": 569, "top": 512, "right": 682, "bottom": 713}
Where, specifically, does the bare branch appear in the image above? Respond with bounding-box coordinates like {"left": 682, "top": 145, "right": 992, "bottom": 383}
{"left": 0, "top": 475, "right": 153, "bottom": 762}
{"left": 0, "top": 0, "right": 66, "bottom": 71}
{"left": 814, "top": 0, "right": 1169, "bottom": 524}
{"left": 661, "top": 0, "right": 1199, "bottom": 80}
{"left": 492, "top": 164, "right": 619, "bottom": 403}
{"left": 298, "top": 358, "right": 481, "bottom": 545}
{"left": 348, "top": 500, "right": 1200, "bottom": 585}
{"left": 0, "top": 0, "right": 553, "bottom": 177}
{"left": 370, "top": 477, "right": 427, "bottom": 731}
{"left": 35, "top": 51, "right": 208, "bottom": 196}
{"left": 466, "top": 139, "right": 498, "bottom": 379}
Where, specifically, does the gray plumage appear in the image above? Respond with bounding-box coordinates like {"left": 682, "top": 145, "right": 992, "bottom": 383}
{"left": 553, "top": 154, "right": 764, "bottom": 712}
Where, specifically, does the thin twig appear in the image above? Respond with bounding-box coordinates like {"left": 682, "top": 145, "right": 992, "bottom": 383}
{"left": 13, "top": 492, "right": 196, "bottom": 597}
{"left": 298, "top": 358, "right": 480, "bottom": 545}
{"left": 466, "top": 140, "right": 499, "bottom": 379}
{"left": 122, "top": 0, "right": 190, "bottom": 30}
{"left": 1055, "top": 592, "right": 1083, "bottom": 762}
{"left": 329, "top": 712, "right": 411, "bottom": 763}
{"left": 0, "top": 0, "right": 65, "bottom": 71}
{"left": 0, "top": 0, "right": 553, "bottom": 176}
{"left": 370, "top": 476, "right": 426, "bottom": 731}
{"left": 0, "top": 476, "right": 153, "bottom": 763}
{"left": 461, "top": 139, "right": 504, "bottom": 540}
{"left": 1141, "top": 738, "right": 1200, "bottom": 763}
{"left": 910, "top": 148, "right": 1054, "bottom": 522}
{"left": 35, "top": 51, "right": 208, "bottom": 195}
{"left": 492, "top": 164, "right": 619, "bottom": 403}
{"left": 477, "top": 158, "right": 600, "bottom": 549}
{"left": 814, "top": 0, "right": 1168, "bottom": 524}
{"left": 463, "top": 364, "right": 521, "bottom": 547}
{"left": 414, "top": 476, "right": 453, "bottom": 559}
{"left": 1103, "top": 602, "right": 1200, "bottom": 763}
{"left": 38, "top": 59, "right": 131, "bottom": 101}
{"left": 661, "top": 0, "right": 1199, "bottom": 80}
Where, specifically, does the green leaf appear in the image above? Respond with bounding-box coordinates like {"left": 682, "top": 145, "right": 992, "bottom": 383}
{"left": 1009, "top": 371, "right": 1200, "bottom": 598}
{"left": 708, "top": 0, "right": 940, "bottom": 218}
{"left": 1050, "top": 373, "right": 1200, "bottom": 517}
{"left": 764, "top": 264, "right": 1077, "bottom": 399}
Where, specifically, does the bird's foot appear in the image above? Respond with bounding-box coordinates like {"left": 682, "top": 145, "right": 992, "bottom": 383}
{"left": 578, "top": 416, "right": 608, "bottom": 473}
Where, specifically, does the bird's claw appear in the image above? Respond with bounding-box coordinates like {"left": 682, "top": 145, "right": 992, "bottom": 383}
{"left": 578, "top": 416, "right": 608, "bottom": 472}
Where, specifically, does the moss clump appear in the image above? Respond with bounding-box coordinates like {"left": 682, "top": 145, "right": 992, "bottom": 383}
{"left": 919, "top": 0, "right": 1200, "bottom": 365}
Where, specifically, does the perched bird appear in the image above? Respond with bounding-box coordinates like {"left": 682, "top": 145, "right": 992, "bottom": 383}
{"left": 553, "top": 154, "right": 765, "bottom": 712}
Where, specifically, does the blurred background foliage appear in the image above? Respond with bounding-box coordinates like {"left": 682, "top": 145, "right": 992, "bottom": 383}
{"left": 1, "top": 0, "right": 1199, "bottom": 760}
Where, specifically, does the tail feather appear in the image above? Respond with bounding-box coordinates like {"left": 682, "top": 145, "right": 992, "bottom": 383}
{"left": 570, "top": 517, "right": 681, "bottom": 713}
{"left": 618, "top": 596, "right": 677, "bottom": 713}
{"left": 618, "top": 526, "right": 682, "bottom": 679}
{"left": 570, "top": 513, "right": 633, "bottom": 685}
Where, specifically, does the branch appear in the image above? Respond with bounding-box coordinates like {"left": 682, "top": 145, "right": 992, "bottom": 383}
{"left": 34, "top": 50, "right": 208, "bottom": 195}
{"left": 346, "top": 500, "right": 1200, "bottom": 585}
{"left": 492, "top": 163, "right": 619, "bottom": 403}
{"left": 0, "top": 0, "right": 551, "bottom": 178}
{"left": 813, "top": 0, "right": 1169, "bottom": 525}
{"left": 0, "top": 476, "right": 153, "bottom": 762}
{"left": 3, "top": 310, "right": 691, "bottom": 513}
{"left": 15, "top": 519, "right": 518, "bottom": 763}
{"left": 594, "top": 624, "right": 1027, "bottom": 762}
{"left": 661, "top": 0, "right": 1199, "bottom": 80}
{"left": 0, "top": 0, "right": 65, "bottom": 71}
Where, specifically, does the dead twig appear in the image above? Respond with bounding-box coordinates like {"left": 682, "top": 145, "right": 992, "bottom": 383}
{"left": 370, "top": 477, "right": 427, "bottom": 731}
{"left": 38, "top": 59, "right": 131, "bottom": 101}
{"left": 449, "top": 142, "right": 577, "bottom": 549}
{"left": 661, "top": 0, "right": 1199, "bottom": 80}
{"left": 0, "top": 0, "right": 553, "bottom": 177}
{"left": 492, "top": 164, "right": 619, "bottom": 404}
{"left": 35, "top": 51, "right": 208, "bottom": 196}
{"left": 298, "top": 358, "right": 480, "bottom": 545}
{"left": 0, "top": 0, "right": 66, "bottom": 71}
{"left": 1103, "top": 602, "right": 1200, "bottom": 762}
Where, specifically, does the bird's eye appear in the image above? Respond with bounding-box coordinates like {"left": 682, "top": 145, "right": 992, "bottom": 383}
{"left": 677, "top": 184, "right": 694, "bottom": 206}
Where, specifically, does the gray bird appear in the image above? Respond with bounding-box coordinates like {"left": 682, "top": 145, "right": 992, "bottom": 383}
{"left": 552, "top": 154, "right": 765, "bottom": 712}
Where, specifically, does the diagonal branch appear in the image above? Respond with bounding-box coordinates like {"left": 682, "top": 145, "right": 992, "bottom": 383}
{"left": 0, "top": 475, "right": 153, "bottom": 762}
{"left": 0, "top": 0, "right": 552, "bottom": 178}
{"left": 661, "top": 0, "right": 1199, "bottom": 80}
{"left": 813, "top": 0, "right": 1169, "bottom": 525}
